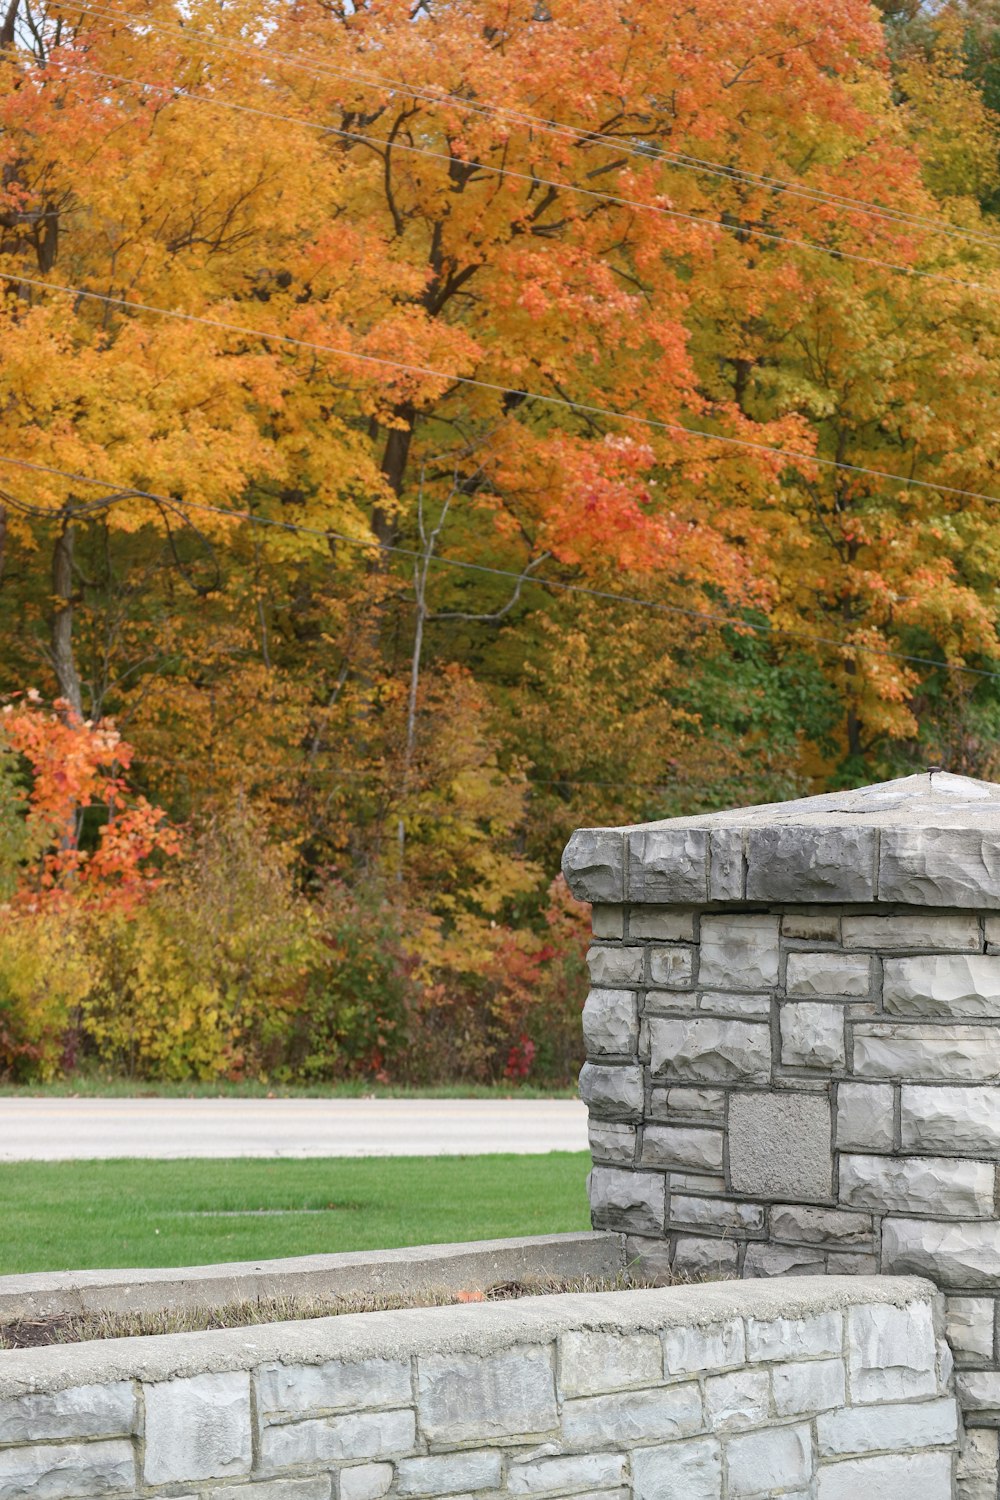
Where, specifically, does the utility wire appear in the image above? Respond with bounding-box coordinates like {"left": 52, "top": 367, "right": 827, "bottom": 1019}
{"left": 53, "top": 0, "right": 1000, "bottom": 256}
{"left": 2, "top": 450, "right": 999, "bottom": 684}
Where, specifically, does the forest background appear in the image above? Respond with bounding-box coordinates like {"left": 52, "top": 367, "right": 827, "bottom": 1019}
{"left": 0, "top": 0, "right": 998, "bottom": 1088}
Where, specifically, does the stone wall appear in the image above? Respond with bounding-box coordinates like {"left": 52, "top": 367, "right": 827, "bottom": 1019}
{"left": 0, "top": 1277, "right": 961, "bottom": 1499}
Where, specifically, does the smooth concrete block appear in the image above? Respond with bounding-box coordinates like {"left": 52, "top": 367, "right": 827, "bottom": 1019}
{"left": 417, "top": 1345, "right": 557, "bottom": 1444}
{"left": 143, "top": 1371, "right": 252, "bottom": 1485}
{"left": 728, "top": 1092, "right": 833, "bottom": 1201}
{"left": 628, "top": 828, "right": 709, "bottom": 902}
{"left": 746, "top": 825, "right": 876, "bottom": 902}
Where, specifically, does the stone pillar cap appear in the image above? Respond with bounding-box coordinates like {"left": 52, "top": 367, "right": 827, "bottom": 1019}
{"left": 562, "top": 771, "right": 1000, "bottom": 908}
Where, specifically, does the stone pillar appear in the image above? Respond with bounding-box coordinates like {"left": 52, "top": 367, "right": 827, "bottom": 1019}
{"left": 563, "top": 771, "right": 1000, "bottom": 1469}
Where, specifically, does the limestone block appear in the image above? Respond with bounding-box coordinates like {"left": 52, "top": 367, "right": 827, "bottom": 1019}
{"left": 211, "top": 1480, "right": 330, "bottom": 1500}
{"left": 591, "top": 903, "right": 625, "bottom": 939}
{"left": 783, "top": 912, "right": 842, "bottom": 942}
{"left": 884, "top": 954, "right": 1000, "bottom": 1018}
{"left": 256, "top": 1358, "right": 411, "bottom": 1417}
{"left": 144, "top": 1371, "right": 252, "bottom": 1485}
{"left": 0, "top": 1441, "right": 135, "bottom": 1500}
{"left": 698, "top": 991, "right": 771, "bottom": 1018}
{"left": 671, "top": 1171, "right": 727, "bottom": 1193}
{"left": 0, "top": 1382, "right": 136, "bottom": 1444}
{"left": 631, "top": 1436, "right": 721, "bottom": 1500}
{"left": 852, "top": 1023, "right": 1000, "bottom": 1082}
{"left": 260, "top": 1408, "right": 416, "bottom": 1470}
{"left": 946, "top": 1296, "right": 996, "bottom": 1364}
{"left": 671, "top": 1234, "right": 740, "bottom": 1278}
{"left": 785, "top": 952, "right": 872, "bottom": 998}
{"left": 395, "top": 1451, "right": 502, "bottom": 1496}
{"left": 588, "top": 1121, "right": 636, "bottom": 1164}
{"left": 743, "top": 1243, "right": 826, "bottom": 1277}
{"left": 827, "top": 1251, "right": 878, "bottom": 1274}
{"left": 507, "top": 1453, "right": 627, "bottom": 1494}
{"left": 582, "top": 988, "right": 639, "bottom": 1056}
{"left": 562, "top": 828, "right": 625, "bottom": 903}
{"left": 703, "top": 1369, "right": 770, "bottom": 1430}
{"left": 669, "top": 1195, "right": 764, "bottom": 1234}
{"left": 728, "top": 1092, "right": 833, "bottom": 1200}
{"left": 900, "top": 1084, "right": 1000, "bottom": 1154}
{"left": 839, "top": 1152, "right": 996, "bottom": 1218}
{"left": 958, "top": 1427, "right": 1000, "bottom": 1500}
{"left": 624, "top": 1234, "right": 676, "bottom": 1284}
{"left": 339, "top": 1467, "right": 394, "bottom": 1500}
{"left": 627, "top": 827, "right": 709, "bottom": 902}
{"left": 770, "top": 1204, "right": 874, "bottom": 1248}
{"left": 746, "top": 1310, "right": 842, "bottom": 1361}
{"left": 644, "top": 990, "right": 699, "bottom": 1016}
{"left": 780, "top": 1003, "right": 846, "bottom": 1069}
{"left": 846, "top": 1300, "right": 939, "bottom": 1402}
{"left": 589, "top": 1165, "right": 666, "bottom": 1236}
{"left": 726, "top": 1422, "right": 813, "bottom": 1496}
{"left": 640, "top": 1124, "right": 724, "bottom": 1172}
{"left": 842, "top": 913, "right": 981, "bottom": 952}
{"left": 699, "top": 914, "right": 780, "bottom": 990}
{"left": 882, "top": 1218, "right": 1000, "bottom": 1288}
{"left": 663, "top": 1316, "right": 746, "bottom": 1375}
{"left": 417, "top": 1345, "right": 557, "bottom": 1445}
{"left": 558, "top": 1330, "right": 663, "bottom": 1397}
{"left": 771, "top": 1359, "right": 846, "bottom": 1416}
{"left": 628, "top": 906, "right": 694, "bottom": 941}
{"left": 710, "top": 827, "right": 744, "bottom": 901}
{"left": 816, "top": 1452, "right": 953, "bottom": 1500}
{"left": 586, "top": 944, "right": 644, "bottom": 987}
{"left": 745, "top": 824, "right": 876, "bottom": 902}
{"left": 879, "top": 827, "right": 1000, "bottom": 906}
{"left": 649, "top": 1016, "right": 771, "bottom": 1085}
{"left": 835, "top": 1082, "right": 895, "bottom": 1152}
{"left": 663, "top": 1087, "right": 726, "bottom": 1120}
{"left": 957, "top": 1371, "right": 1000, "bottom": 1416}
{"left": 817, "top": 1397, "right": 958, "bottom": 1456}
{"left": 578, "top": 1061, "right": 643, "bottom": 1119}
{"left": 560, "top": 1382, "right": 702, "bottom": 1447}
{"left": 648, "top": 946, "right": 695, "bottom": 988}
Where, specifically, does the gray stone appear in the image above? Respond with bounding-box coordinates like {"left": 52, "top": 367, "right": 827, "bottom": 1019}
{"left": 649, "top": 1017, "right": 771, "bottom": 1085}
{"left": 256, "top": 1357, "right": 411, "bottom": 1416}
{"left": 780, "top": 1003, "right": 846, "bottom": 1069}
{"left": 817, "top": 1397, "right": 958, "bottom": 1455}
{"left": 586, "top": 945, "right": 644, "bottom": 987}
{"left": 726, "top": 1424, "right": 813, "bottom": 1495}
{"left": 640, "top": 1125, "right": 724, "bottom": 1172}
{"left": 663, "top": 1317, "right": 745, "bottom": 1374}
{"left": 746, "top": 1310, "right": 843, "bottom": 1361}
{"left": 628, "top": 906, "right": 694, "bottom": 941}
{"left": 210, "top": 1481, "right": 330, "bottom": 1500}
{"left": 957, "top": 1427, "right": 1000, "bottom": 1500}
{"left": 783, "top": 912, "right": 842, "bottom": 941}
{"left": 628, "top": 828, "right": 709, "bottom": 902}
{"left": 827, "top": 1251, "right": 878, "bottom": 1274}
{"left": 558, "top": 1330, "right": 662, "bottom": 1396}
{"left": 589, "top": 1166, "right": 666, "bottom": 1236}
{"left": 836, "top": 1082, "right": 895, "bottom": 1152}
{"left": 671, "top": 1234, "right": 740, "bottom": 1278}
{"left": 562, "top": 829, "right": 625, "bottom": 903}
{"left": 842, "top": 913, "right": 981, "bottom": 951}
{"left": 946, "top": 1297, "right": 996, "bottom": 1364}
{"left": 746, "top": 825, "right": 876, "bottom": 902}
{"left": 624, "top": 1234, "right": 676, "bottom": 1284}
{"left": 957, "top": 1371, "right": 1000, "bottom": 1415}
{"left": 785, "top": 952, "right": 872, "bottom": 998}
{"left": 884, "top": 954, "right": 1000, "bottom": 1018}
{"left": 339, "top": 1467, "right": 394, "bottom": 1500}
{"left": 644, "top": 989, "right": 699, "bottom": 1017}
{"left": 416, "top": 1348, "right": 556, "bottom": 1447}
{"left": 395, "top": 1451, "right": 502, "bottom": 1495}
{"left": 260, "top": 1408, "right": 416, "bottom": 1469}
{"left": 632, "top": 1436, "right": 721, "bottom": 1500}
{"left": 591, "top": 903, "right": 625, "bottom": 939}
{"left": 771, "top": 1358, "right": 846, "bottom": 1415}
{"left": 0, "top": 1382, "right": 135, "bottom": 1443}
{"left": 852, "top": 1023, "right": 1000, "bottom": 1082}
{"left": 846, "top": 1300, "right": 939, "bottom": 1402}
{"left": 839, "top": 1152, "right": 996, "bottom": 1218}
{"left": 697, "top": 991, "right": 771, "bottom": 1018}
{"left": 143, "top": 1371, "right": 252, "bottom": 1484}
{"left": 560, "top": 1382, "right": 702, "bottom": 1446}
{"left": 648, "top": 947, "right": 695, "bottom": 988}
{"left": 578, "top": 1061, "right": 643, "bottom": 1119}
{"left": 879, "top": 827, "right": 1000, "bottom": 906}
{"left": 882, "top": 1218, "right": 1000, "bottom": 1288}
{"left": 728, "top": 1092, "right": 833, "bottom": 1200}
{"left": 582, "top": 989, "right": 639, "bottom": 1056}
{"left": 900, "top": 1084, "right": 1000, "bottom": 1153}
{"left": 703, "top": 1369, "right": 770, "bottom": 1430}
{"left": 699, "top": 915, "right": 780, "bottom": 990}
{"left": 671, "top": 1170, "right": 728, "bottom": 1193}
{"left": 663, "top": 1087, "right": 726, "bottom": 1120}
{"left": 588, "top": 1121, "right": 637, "bottom": 1164}
{"left": 710, "top": 828, "right": 744, "bottom": 900}
{"left": 770, "top": 1205, "right": 874, "bottom": 1248}
{"left": 669, "top": 1195, "right": 764, "bottom": 1234}
{"left": 0, "top": 1441, "right": 135, "bottom": 1500}
{"left": 507, "top": 1453, "right": 627, "bottom": 1494}
{"left": 816, "top": 1452, "right": 953, "bottom": 1500}
{"left": 743, "top": 1243, "right": 825, "bottom": 1277}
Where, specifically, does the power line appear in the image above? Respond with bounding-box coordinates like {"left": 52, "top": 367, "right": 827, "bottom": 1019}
{"left": 2, "top": 450, "right": 999, "bottom": 685}
{"left": 57, "top": 0, "right": 1000, "bottom": 257}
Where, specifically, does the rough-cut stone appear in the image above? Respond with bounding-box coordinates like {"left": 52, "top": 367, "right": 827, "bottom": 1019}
{"left": 699, "top": 915, "right": 780, "bottom": 990}
{"left": 710, "top": 828, "right": 744, "bottom": 901}
{"left": 671, "top": 1234, "right": 740, "bottom": 1277}
{"left": 417, "top": 1346, "right": 556, "bottom": 1444}
{"left": 726, "top": 1421, "right": 813, "bottom": 1495}
{"left": 624, "top": 1234, "right": 676, "bottom": 1283}
{"left": 883, "top": 954, "right": 1000, "bottom": 1018}
{"left": 648, "top": 947, "right": 695, "bottom": 988}
{"left": 631, "top": 1437, "right": 721, "bottom": 1500}
{"left": 785, "top": 952, "right": 872, "bottom": 999}
{"left": 649, "top": 1017, "right": 771, "bottom": 1085}
{"left": 947, "top": 1298, "right": 996, "bottom": 1364}
{"left": 671, "top": 1170, "right": 728, "bottom": 1192}
{"left": 395, "top": 1451, "right": 502, "bottom": 1496}
{"left": 883, "top": 1218, "right": 1000, "bottom": 1288}
{"left": 560, "top": 1383, "right": 702, "bottom": 1447}
{"left": 852, "top": 1023, "right": 1000, "bottom": 1082}
{"left": 0, "top": 1441, "right": 135, "bottom": 1500}
{"left": 956, "top": 1371, "right": 1000, "bottom": 1415}
{"left": 0, "top": 1383, "right": 135, "bottom": 1444}
{"left": 586, "top": 945, "right": 644, "bottom": 987}
{"left": 628, "top": 906, "right": 694, "bottom": 941}
{"left": 578, "top": 1061, "right": 643, "bottom": 1119}
{"left": 589, "top": 1166, "right": 665, "bottom": 1236}
{"left": 562, "top": 828, "right": 625, "bottom": 903}
{"left": 558, "top": 1330, "right": 663, "bottom": 1397}
{"left": 591, "top": 903, "right": 625, "bottom": 939}
{"left": 144, "top": 1372, "right": 252, "bottom": 1485}
{"left": 747, "top": 825, "right": 876, "bottom": 902}
{"left": 900, "top": 1084, "right": 1000, "bottom": 1154}
{"left": 663, "top": 1087, "right": 726, "bottom": 1120}
{"left": 211, "top": 1480, "right": 330, "bottom": 1500}
{"left": 582, "top": 988, "right": 639, "bottom": 1056}
{"left": 816, "top": 1452, "right": 953, "bottom": 1500}
{"left": 256, "top": 1358, "right": 411, "bottom": 1417}
{"left": 507, "top": 1453, "right": 627, "bottom": 1495}
{"left": 627, "top": 827, "right": 709, "bottom": 903}
{"left": 782, "top": 912, "right": 842, "bottom": 942}
{"left": 746, "top": 1311, "right": 842, "bottom": 1362}
{"left": 260, "top": 1409, "right": 416, "bottom": 1470}
{"left": 957, "top": 1427, "right": 1000, "bottom": 1500}
{"left": 662, "top": 1316, "right": 746, "bottom": 1375}
{"left": 339, "top": 1469, "right": 394, "bottom": 1500}
{"left": 640, "top": 1124, "right": 724, "bottom": 1172}
{"left": 780, "top": 1003, "right": 846, "bottom": 1069}
{"left": 839, "top": 1152, "right": 996, "bottom": 1218}
{"left": 771, "top": 1359, "right": 846, "bottom": 1416}
{"left": 728, "top": 1092, "right": 832, "bottom": 1200}
{"left": 703, "top": 1369, "right": 770, "bottom": 1430}
{"left": 770, "top": 1204, "right": 873, "bottom": 1248}
{"left": 669, "top": 1195, "right": 764, "bottom": 1234}
{"left": 697, "top": 990, "right": 771, "bottom": 1018}
{"left": 743, "top": 1243, "right": 825, "bottom": 1277}
{"left": 879, "top": 827, "right": 1000, "bottom": 907}
{"left": 846, "top": 1301, "right": 939, "bottom": 1402}
{"left": 588, "top": 1121, "right": 636, "bottom": 1164}
{"left": 835, "top": 1082, "right": 895, "bottom": 1152}
{"left": 817, "top": 1397, "right": 958, "bottom": 1456}
{"left": 841, "top": 913, "right": 981, "bottom": 951}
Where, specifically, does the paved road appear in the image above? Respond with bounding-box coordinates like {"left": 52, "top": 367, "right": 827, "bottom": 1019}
{"left": 0, "top": 1098, "right": 589, "bottom": 1160}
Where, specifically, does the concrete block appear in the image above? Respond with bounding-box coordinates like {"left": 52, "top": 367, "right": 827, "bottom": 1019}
{"left": 852, "top": 1023, "right": 1000, "bottom": 1082}
{"left": 648, "top": 947, "right": 695, "bottom": 988}
{"left": 628, "top": 828, "right": 709, "bottom": 902}
{"left": 631, "top": 1436, "right": 722, "bottom": 1500}
{"left": 846, "top": 1301, "right": 939, "bottom": 1402}
{"left": 589, "top": 1165, "right": 666, "bottom": 1236}
{"left": 946, "top": 1296, "right": 996, "bottom": 1364}
{"left": 0, "top": 1382, "right": 135, "bottom": 1443}
{"left": 578, "top": 1061, "right": 643, "bottom": 1119}
{"left": 836, "top": 1082, "right": 895, "bottom": 1152}
{"left": 699, "top": 915, "right": 780, "bottom": 990}
{"left": 882, "top": 1218, "right": 1000, "bottom": 1289}
{"left": 629, "top": 906, "right": 695, "bottom": 941}
{"left": 841, "top": 913, "right": 981, "bottom": 951}
{"left": 395, "top": 1451, "right": 502, "bottom": 1495}
{"left": 582, "top": 988, "right": 639, "bottom": 1056}
{"left": 725, "top": 1421, "right": 813, "bottom": 1495}
{"left": 839, "top": 1152, "right": 996, "bottom": 1218}
{"left": 879, "top": 827, "right": 1000, "bottom": 906}
{"left": 256, "top": 1358, "right": 411, "bottom": 1417}
{"left": 746, "top": 1310, "right": 842, "bottom": 1361}
{"left": 883, "top": 954, "right": 1000, "bottom": 1018}
{"left": 260, "top": 1408, "right": 416, "bottom": 1470}
{"left": 143, "top": 1371, "right": 252, "bottom": 1484}
{"left": 562, "top": 829, "right": 625, "bottom": 903}
{"left": 0, "top": 1441, "right": 135, "bottom": 1500}
{"left": 561, "top": 1382, "right": 702, "bottom": 1447}
{"left": 640, "top": 1125, "right": 724, "bottom": 1173}
{"left": 703, "top": 1369, "right": 770, "bottom": 1430}
{"left": 417, "top": 1346, "right": 556, "bottom": 1444}
{"left": 558, "top": 1330, "right": 663, "bottom": 1396}
{"left": 816, "top": 1451, "right": 954, "bottom": 1500}
{"left": 507, "top": 1452, "right": 627, "bottom": 1494}
{"left": 339, "top": 1467, "right": 394, "bottom": 1500}
{"left": 817, "top": 1396, "right": 958, "bottom": 1455}
{"left": 900, "top": 1084, "right": 1000, "bottom": 1154}
{"left": 586, "top": 945, "right": 644, "bottom": 987}
{"left": 649, "top": 1017, "right": 771, "bottom": 1085}
{"left": 728, "top": 1092, "right": 833, "bottom": 1201}
{"left": 662, "top": 1316, "right": 745, "bottom": 1375}
{"left": 780, "top": 1003, "right": 846, "bottom": 1069}
{"left": 771, "top": 1358, "right": 846, "bottom": 1415}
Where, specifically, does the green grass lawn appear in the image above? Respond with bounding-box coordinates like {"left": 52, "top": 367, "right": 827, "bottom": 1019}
{"left": 0, "top": 1153, "right": 592, "bottom": 1276}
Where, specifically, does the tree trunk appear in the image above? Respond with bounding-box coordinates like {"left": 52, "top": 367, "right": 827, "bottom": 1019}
{"left": 51, "top": 521, "right": 83, "bottom": 716}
